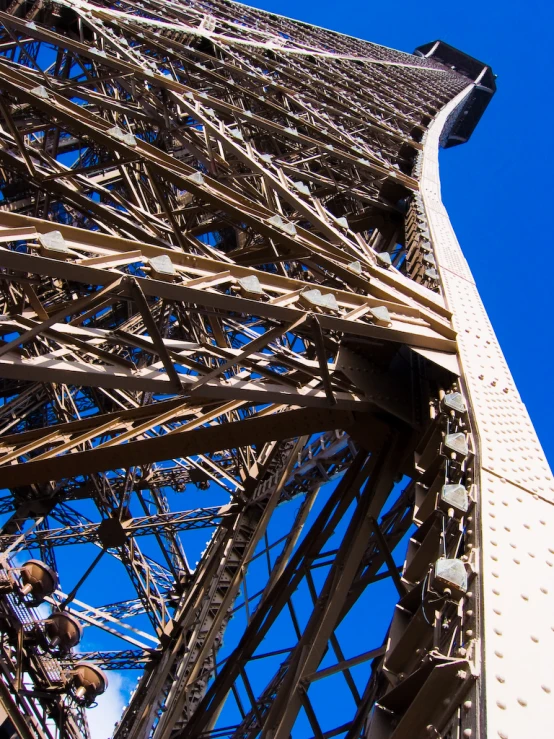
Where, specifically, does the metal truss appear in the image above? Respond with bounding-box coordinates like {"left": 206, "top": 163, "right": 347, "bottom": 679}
{"left": 0, "top": 1, "right": 551, "bottom": 739}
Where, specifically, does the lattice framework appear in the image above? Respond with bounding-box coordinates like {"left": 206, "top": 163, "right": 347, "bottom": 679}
{"left": 0, "top": 2, "right": 551, "bottom": 739}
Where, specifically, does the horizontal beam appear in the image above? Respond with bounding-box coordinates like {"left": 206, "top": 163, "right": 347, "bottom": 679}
{"left": 0, "top": 210, "right": 452, "bottom": 322}
{"left": 0, "top": 506, "right": 224, "bottom": 548}
{"left": 0, "top": 407, "right": 358, "bottom": 488}
{"left": 0, "top": 248, "right": 456, "bottom": 353}
{"left": 61, "top": 650, "right": 153, "bottom": 671}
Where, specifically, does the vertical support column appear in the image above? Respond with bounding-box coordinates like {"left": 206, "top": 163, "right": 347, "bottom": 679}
{"left": 421, "top": 87, "right": 554, "bottom": 739}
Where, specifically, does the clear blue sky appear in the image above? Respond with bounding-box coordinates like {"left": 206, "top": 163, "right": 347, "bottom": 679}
{"left": 241, "top": 0, "right": 554, "bottom": 468}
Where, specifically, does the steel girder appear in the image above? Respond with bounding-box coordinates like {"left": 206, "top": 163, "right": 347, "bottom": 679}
{"left": 0, "top": 3, "right": 548, "bottom": 739}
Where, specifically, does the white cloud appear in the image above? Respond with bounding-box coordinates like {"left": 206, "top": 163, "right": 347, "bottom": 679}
{"left": 87, "top": 671, "right": 131, "bottom": 739}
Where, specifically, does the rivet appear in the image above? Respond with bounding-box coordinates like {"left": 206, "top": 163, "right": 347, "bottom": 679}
{"left": 541, "top": 685, "right": 551, "bottom": 693}
{"left": 494, "top": 628, "right": 502, "bottom": 636}
{"left": 521, "top": 594, "right": 529, "bottom": 601}
{"left": 517, "top": 697, "right": 527, "bottom": 707}
{"left": 540, "top": 587, "right": 548, "bottom": 594}
{"left": 494, "top": 650, "right": 504, "bottom": 658}
{"left": 496, "top": 674, "right": 505, "bottom": 683}
{"left": 464, "top": 700, "right": 472, "bottom": 710}
{"left": 496, "top": 701, "right": 506, "bottom": 710}
{"left": 498, "top": 732, "right": 508, "bottom": 739}
{"left": 463, "top": 730, "right": 472, "bottom": 737}
{"left": 530, "top": 635, "right": 539, "bottom": 643}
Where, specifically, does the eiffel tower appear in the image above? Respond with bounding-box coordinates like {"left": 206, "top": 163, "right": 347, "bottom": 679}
{"left": 0, "top": 1, "right": 551, "bottom": 738}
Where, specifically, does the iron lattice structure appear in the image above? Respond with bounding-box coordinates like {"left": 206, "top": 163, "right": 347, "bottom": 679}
{"left": 0, "top": 1, "right": 552, "bottom": 739}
